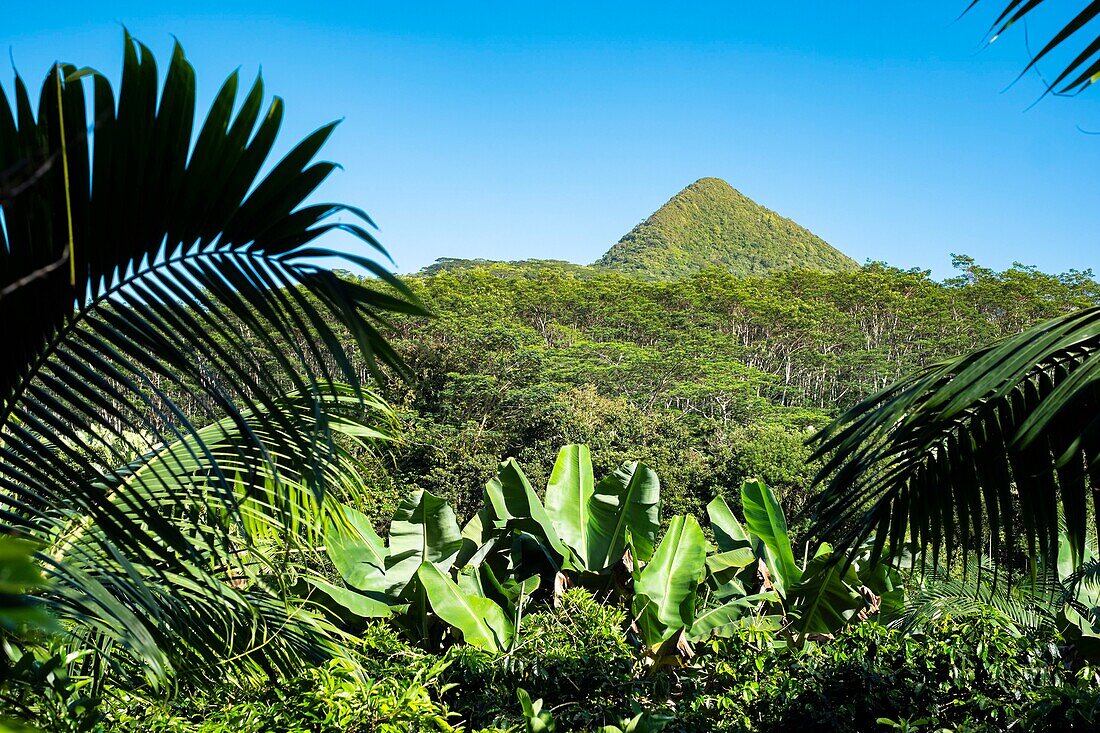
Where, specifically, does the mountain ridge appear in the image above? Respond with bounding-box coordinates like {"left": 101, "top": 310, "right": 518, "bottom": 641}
{"left": 416, "top": 177, "right": 858, "bottom": 279}
{"left": 593, "top": 177, "right": 857, "bottom": 280}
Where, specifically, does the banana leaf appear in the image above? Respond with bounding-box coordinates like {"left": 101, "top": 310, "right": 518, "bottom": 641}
{"left": 741, "top": 481, "right": 801, "bottom": 598}
{"left": 688, "top": 592, "right": 780, "bottom": 642}
{"left": 324, "top": 503, "right": 388, "bottom": 593}
{"left": 789, "top": 545, "right": 865, "bottom": 635}
{"left": 633, "top": 515, "right": 707, "bottom": 648}
{"left": 418, "top": 562, "right": 513, "bottom": 652}
{"left": 386, "top": 490, "right": 463, "bottom": 595}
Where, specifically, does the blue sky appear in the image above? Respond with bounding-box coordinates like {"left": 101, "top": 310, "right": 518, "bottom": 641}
{"left": 6, "top": 2, "right": 1100, "bottom": 278}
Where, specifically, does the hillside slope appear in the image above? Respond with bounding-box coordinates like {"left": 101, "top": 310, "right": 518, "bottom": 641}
{"left": 595, "top": 177, "right": 857, "bottom": 279}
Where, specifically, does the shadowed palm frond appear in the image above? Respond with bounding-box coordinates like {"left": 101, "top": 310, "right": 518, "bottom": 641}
{"left": 0, "top": 35, "right": 423, "bottom": 684}
{"left": 806, "top": 306, "right": 1100, "bottom": 574}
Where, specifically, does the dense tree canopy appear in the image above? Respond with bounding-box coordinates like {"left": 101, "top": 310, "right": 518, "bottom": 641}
{"left": 331, "top": 258, "right": 1100, "bottom": 528}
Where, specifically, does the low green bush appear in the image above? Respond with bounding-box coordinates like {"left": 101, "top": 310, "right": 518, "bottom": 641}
{"left": 105, "top": 625, "right": 484, "bottom": 733}
{"left": 95, "top": 606, "right": 1100, "bottom": 733}
{"left": 443, "top": 588, "right": 642, "bottom": 731}
{"left": 680, "top": 612, "right": 1099, "bottom": 733}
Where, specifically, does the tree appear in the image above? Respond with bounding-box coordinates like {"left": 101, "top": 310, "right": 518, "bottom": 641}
{"left": 0, "top": 35, "right": 423, "bottom": 684}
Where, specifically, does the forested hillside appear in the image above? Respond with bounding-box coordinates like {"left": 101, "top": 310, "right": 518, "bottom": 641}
{"left": 353, "top": 256, "right": 1099, "bottom": 526}
{"left": 594, "top": 177, "right": 858, "bottom": 279}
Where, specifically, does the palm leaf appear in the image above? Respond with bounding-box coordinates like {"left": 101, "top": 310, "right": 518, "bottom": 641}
{"left": 806, "top": 306, "right": 1100, "bottom": 572}
{"left": 966, "top": 0, "right": 1100, "bottom": 96}
{"left": 898, "top": 556, "right": 1058, "bottom": 634}
{"left": 0, "top": 36, "right": 423, "bottom": 684}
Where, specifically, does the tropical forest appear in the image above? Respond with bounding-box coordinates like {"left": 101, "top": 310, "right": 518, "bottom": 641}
{"left": 3, "top": 3, "right": 1100, "bottom": 732}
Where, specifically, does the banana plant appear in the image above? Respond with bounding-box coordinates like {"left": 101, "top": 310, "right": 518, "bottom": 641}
{"left": 787, "top": 544, "right": 866, "bottom": 635}
{"left": 707, "top": 481, "right": 897, "bottom": 638}
{"left": 310, "top": 445, "right": 661, "bottom": 649}
{"left": 308, "top": 489, "right": 462, "bottom": 625}
{"left": 1055, "top": 528, "right": 1100, "bottom": 659}
{"left": 314, "top": 487, "right": 538, "bottom": 650}
{"left": 630, "top": 513, "right": 778, "bottom": 660}
{"left": 632, "top": 515, "right": 707, "bottom": 651}
{"left": 312, "top": 455, "right": 892, "bottom": 658}
{"left": 417, "top": 562, "right": 514, "bottom": 652}
{"left": 460, "top": 445, "right": 662, "bottom": 591}
{"left": 546, "top": 445, "right": 661, "bottom": 572}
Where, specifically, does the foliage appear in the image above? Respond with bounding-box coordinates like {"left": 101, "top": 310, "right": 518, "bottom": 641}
{"left": 683, "top": 613, "right": 1099, "bottom": 733}
{"left": 594, "top": 178, "right": 857, "bottom": 280}
{"left": 319, "top": 445, "right": 899, "bottom": 690}
{"left": 443, "top": 588, "right": 638, "bottom": 731}
{"left": 897, "top": 555, "right": 1060, "bottom": 635}
{"left": 806, "top": 306, "right": 1100, "bottom": 574}
{"left": 0, "top": 539, "right": 56, "bottom": 637}
{"left": 315, "top": 445, "right": 668, "bottom": 653}
{"left": 106, "top": 625, "right": 473, "bottom": 733}
{"left": 92, "top": 596, "right": 1100, "bottom": 733}
{"left": 516, "top": 688, "right": 554, "bottom": 733}
{"left": 352, "top": 256, "right": 1096, "bottom": 534}
{"left": 0, "top": 32, "right": 421, "bottom": 704}
{"left": 0, "top": 643, "right": 99, "bottom": 733}
{"left": 966, "top": 0, "right": 1100, "bottom": 97}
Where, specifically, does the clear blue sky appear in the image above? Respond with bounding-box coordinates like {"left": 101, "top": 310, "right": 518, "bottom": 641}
{"left": 6, "top": 2, "right": 1100, "bottom": 278}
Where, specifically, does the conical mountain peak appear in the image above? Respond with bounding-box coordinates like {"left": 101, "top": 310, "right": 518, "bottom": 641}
{"left": 594, "top": 178, "right": 856, "bottom": 279}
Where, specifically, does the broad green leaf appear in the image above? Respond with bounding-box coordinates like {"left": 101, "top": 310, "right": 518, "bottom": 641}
{"left": 705, "top": 547, "right": 756, "bottom": 600}
{"left": 386, "top": 491, "right": 463, "bottom": 595}
{"left": 1059, "top": 603, "right": 1100, "bottom": 661}
{"left": 418, "top": 562, "right": 513, "bottom": 652}
{"left": 517, "top": 688, "right": 555, "bottom": 733}
{"left": 688, "top": 592, "right": 780, "bottom": 642}
{"left": 851, "top": 543, "right": 907, "bottom": 624}
{"left": 588, "top": 461, "right": 661, "bottom": 567}
{"left": 545, "top": 445, "right": 595, "bottom": 566}
{"left": 484, "top": 458, "right": 568, "bottom": 559}
{"left": 500, "top": 574, "right": 541, "bottom": 604}
{"left": 324, "top": 503, "right": 388, "bottom": 592}
{"left": 789, "top": 548, "right": 865, "bottom": 635}
{"left": 456, "top": 512, "right": 486, "bottom": 568}
{"left": 706, "top": 495, "right": 751, "bottom": 551}
{"left": 303, "top": 577, "right": 393, "bottom": 619}
{"left": 0, "top": 538, "right": 59, "bottom": 635}
{"left": 632, "top": 515, "right": 707, "bottom": 647}
{"left": 458, "top": 562, "right": 515, "bottom": 614}
{"left": 741, "top": 480, "right": 801, "bottom": 598}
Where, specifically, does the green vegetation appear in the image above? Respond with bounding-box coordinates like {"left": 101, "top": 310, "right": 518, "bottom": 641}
{"left": 594, "top": 178, "right": 857, "bottom": 280}
{"left": 352, "top": 256, "right": 1097, "bottom": 529}
{"left": 5, "top": 25, "right": 1100, "bottom": 733}
{"left": 0, "top": 36, "right": 421, "bottom": 728}
{"left": 96, "top": 459, "right": 1100, "bottom": 732}
{"left": 808, "top": 305, "right": 1100, "bottom": 569}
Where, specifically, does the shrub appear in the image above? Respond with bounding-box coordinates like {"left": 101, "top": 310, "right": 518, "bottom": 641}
{"left": 680, "top": 612, "right": 1099, "bottom": 733}
{"left": 443, "top": 588, "right": 641, "bottom": 731}
{"left": 106, "top": 625, "right": 470, "bottom": 733}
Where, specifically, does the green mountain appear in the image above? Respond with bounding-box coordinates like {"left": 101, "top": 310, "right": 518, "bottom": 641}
{"left": 595, "top": 177, "right": 858, "bottom": 279}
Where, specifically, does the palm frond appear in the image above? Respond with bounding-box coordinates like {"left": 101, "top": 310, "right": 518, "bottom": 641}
{"left": 966, "top": 0, "right": 1100, "bottom": 96}
{"left": 0, "top": 36, "right": 423, "bottom": 684}
{"left": 806, "top": 306, "right": 1100, "bottom": 573}
{"left": 896, "top": 555, "right": 1058, "bottom": 634}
